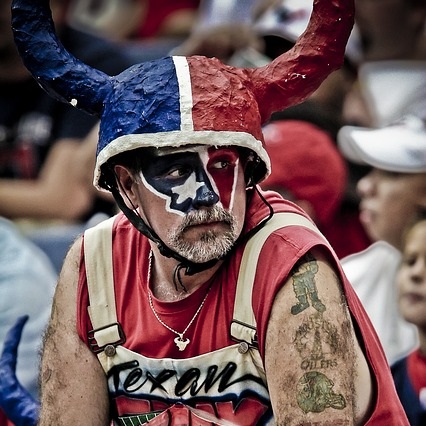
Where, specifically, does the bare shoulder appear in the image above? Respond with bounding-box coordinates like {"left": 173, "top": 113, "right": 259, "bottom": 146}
{"left": 265, "top": 248, "right": 373, "bottom": 425}
{"left": 49, "top": 237, "right": 82, "bottom": 328}
{"left": 39, "top": 234, "right": 109, "bottom": 425}
{"left": 60, "top": 234, "right": 83, "bottom": 280}
{"left": 48, "top": 235, "right": 82, "bottom": 322}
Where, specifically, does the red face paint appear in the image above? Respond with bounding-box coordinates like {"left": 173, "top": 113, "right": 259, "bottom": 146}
{"left": 205, "top": 147, "right": 240, "bottom": 211}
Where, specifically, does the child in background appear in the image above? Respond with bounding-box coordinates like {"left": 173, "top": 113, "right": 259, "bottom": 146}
{"left": 392, "top": 218, "right": 426, "bottom": 425}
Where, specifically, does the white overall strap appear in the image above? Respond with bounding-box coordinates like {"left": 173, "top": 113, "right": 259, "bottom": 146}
{"left": 231, "top": 212, "right": 327, "bottom": 345}
{"left": 84, "top": 216, "right": 124, "bottom": 353}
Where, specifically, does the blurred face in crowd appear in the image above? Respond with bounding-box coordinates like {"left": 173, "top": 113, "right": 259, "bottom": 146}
{"left": 357, "top": 169, "right": 426, "bottom": 250}
{"left": 397, "top": 220, "right": 426, "bottom": 330}
{"left": 115, "top": 145, "right": 247, "bottom": 263}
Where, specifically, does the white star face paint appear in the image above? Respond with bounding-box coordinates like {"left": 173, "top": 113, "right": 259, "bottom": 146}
{"left": 172, "top": 172, "right": 205, "bottom": 206}
{"left": 138, "top": 146, "right": 241, "bottom": 217}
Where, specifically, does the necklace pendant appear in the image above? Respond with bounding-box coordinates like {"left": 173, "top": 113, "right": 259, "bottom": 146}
{"left": 174, "top": 335, "right": 190, "bottom": 351}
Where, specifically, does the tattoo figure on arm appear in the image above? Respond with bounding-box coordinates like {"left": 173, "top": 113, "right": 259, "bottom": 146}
{"left": 291, "top": 253, "right": 326, "bottom": 315}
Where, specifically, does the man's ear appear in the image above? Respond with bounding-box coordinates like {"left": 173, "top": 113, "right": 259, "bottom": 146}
{"left": 113, "top": 164, "right": 139, "bottom": 207}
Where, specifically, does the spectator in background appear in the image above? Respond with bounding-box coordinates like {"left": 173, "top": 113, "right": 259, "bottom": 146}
{"left": 391, "top": 217, "right": 426, "bottom": 426}
{"left": 66, "top": 0, "right": 201, "bottom": 61}
{"left": 343, "top": 0, "right": 426, "bottom": 127}
{"left": 338, "top": 115, "right": 426, "bottom": 364}
{"left": 67, "top": 0, "right": 200, "bottom": 40}
{"left": 338, "top": 62, "right": 426, "bottom": 362}
{"left": 0, "top": 0, "right": 135, "bottom": 270}
{"left": 0, "top": 218, "right": 57, "bottom": 400}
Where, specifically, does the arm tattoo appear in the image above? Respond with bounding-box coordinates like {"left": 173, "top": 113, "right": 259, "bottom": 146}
{"left": 290, "top": 253, "right": 326, "bottom": 315}
{"left": 297, "top": 371, "right": 346, "bottom": 413}
{"left": 293, "top": 313, "right": 347, "bottom": 413}
{"left": 290, "top": 253, "right": 347, "bottom": 414}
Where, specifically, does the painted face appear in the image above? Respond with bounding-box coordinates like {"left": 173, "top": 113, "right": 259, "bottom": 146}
{"left": 133, "top": 145, "right": 247, "bottom": 263}
{"left": 139, "top": 145, "right": 241, "bottom": 216}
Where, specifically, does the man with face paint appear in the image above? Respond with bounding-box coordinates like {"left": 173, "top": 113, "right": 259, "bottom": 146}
{"left": 119, "top": 145, "right": 246, "bottom": 266}
{"left": 8, "top": 0, "right": 411, "bottom": 425}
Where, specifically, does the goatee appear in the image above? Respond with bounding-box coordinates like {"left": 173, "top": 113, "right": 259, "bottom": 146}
{"left": 167, "top": 207, "right": 238, "bottom": 263}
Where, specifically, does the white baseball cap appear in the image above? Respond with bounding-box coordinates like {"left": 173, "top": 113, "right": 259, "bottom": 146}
{"left": 338, "top": 116, "right": 426, "bottom": 173}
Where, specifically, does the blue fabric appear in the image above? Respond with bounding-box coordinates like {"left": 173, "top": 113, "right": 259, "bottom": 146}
{"left": 391, "top": 356, "right": 426, "bottom": 426}
{"left": 0, "top": 218, "right": 57, "bottom": 399}
{"left": 0, "top": 316, "right": 39, "bottom": 426}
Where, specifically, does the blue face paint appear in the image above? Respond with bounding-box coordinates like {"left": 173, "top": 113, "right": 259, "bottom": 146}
{"left": 138, "top": 147, "right": 240, "bottom": 216}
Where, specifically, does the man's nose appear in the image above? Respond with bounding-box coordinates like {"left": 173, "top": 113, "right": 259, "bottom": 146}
{"left": 192, "top": 184, "right": 219, "bottom": 209}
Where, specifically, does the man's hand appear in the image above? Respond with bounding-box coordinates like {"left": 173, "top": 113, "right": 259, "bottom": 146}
{"left": 0, "top": 316, "right": 39, "bottom": 426}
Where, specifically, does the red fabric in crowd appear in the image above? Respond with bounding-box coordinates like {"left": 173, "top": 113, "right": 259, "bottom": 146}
{"left": 262, "top": 120, "right": 347, "bottom": 227}
{"left": 137, "top": 0, "right": 200, "bottom": 38}
{"left": 262, "top": 120, "right": 371, "bottom": 258}
{"left": 408, "top": 349, "right": 426, "bottom": 396}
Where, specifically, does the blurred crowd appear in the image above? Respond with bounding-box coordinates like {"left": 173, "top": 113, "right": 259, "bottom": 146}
{"left": 0, "top": 0, "right": 425, "bottom": 424}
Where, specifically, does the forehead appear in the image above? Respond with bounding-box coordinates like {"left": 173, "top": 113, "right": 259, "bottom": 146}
{"left": 407, "top": 221, "right": 426, "bottom": 243}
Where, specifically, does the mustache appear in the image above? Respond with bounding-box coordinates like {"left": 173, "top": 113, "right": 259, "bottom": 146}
{"left": 180, "top": 207, "right": 234, "bottom": 229}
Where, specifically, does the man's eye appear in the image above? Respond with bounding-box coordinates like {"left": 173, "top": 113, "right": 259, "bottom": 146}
{"left": 167, "top": 166, "right": 191, "bottom": 178}
{"left": 211, "top": 160, "right": 230, "bottom": 170}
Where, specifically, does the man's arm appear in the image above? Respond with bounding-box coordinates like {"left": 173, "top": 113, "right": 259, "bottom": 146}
{"left": 0, "top": 124, "right": 113, "bottom": 221}
{"left": 265, "top": 248, "right": 373, "bottom": 425}
{"left": 38, "top": 237, "right": 110, "bottom": 425}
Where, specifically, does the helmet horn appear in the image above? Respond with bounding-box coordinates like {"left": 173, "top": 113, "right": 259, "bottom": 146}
{"left": 249, "top": 0, "right": 355, "bottom": 123}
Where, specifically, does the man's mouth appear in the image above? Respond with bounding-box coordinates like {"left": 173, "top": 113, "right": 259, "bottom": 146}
{"left": 184, "top": 220, "right": 228, "bottom": 231}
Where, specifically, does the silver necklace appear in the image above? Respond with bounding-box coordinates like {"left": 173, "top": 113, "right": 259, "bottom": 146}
{"left": 147, "top": 251, "right": 211, "bottom": 351}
